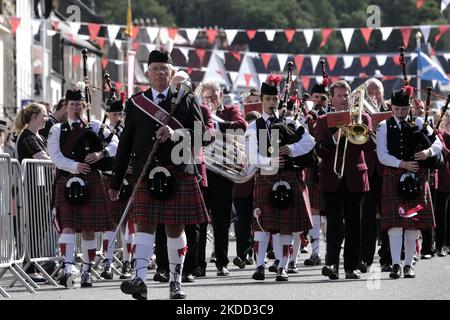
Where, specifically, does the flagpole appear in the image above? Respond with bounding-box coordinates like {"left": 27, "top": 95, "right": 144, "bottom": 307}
{"left": 125, "top": 0, "right": 135, "bottom": 98}
{"left": 416, "top": 31, "right": 422, "bottom": 100}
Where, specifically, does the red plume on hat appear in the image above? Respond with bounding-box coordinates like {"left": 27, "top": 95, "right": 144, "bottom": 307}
{"left": 403, "top": 85, "right": 414, "bottom": 97}
{"left": 266, "top": 74, "right": 282, "bottom": 86}
{"left": 120, "top": 91, "right": 126, "bottom": 102}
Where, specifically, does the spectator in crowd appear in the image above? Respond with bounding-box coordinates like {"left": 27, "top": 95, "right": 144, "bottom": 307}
{"left": 39, "top": 98, "right": 68, "bottom": 139}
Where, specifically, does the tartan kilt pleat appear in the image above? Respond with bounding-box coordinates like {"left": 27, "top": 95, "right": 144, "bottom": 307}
{"left": 380, "top": 167, "right": 435, "bottom": 231}
{"left": 304, "top": 167, "right": 325, "bottom": 213}
{"left": 54, "top": 171, "right": 114, "bottom": 232}
{"left": 101, "top": 175, "right": 131, "bottom": 225}
{"left": 133, "top": 169, "right": 209, "bottom": 226}
{"left": 253, "top": 169, "right": 312, "bottom": 234}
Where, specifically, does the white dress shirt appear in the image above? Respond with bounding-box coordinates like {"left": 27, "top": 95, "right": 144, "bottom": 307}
{"left": 48, "top": 119, "right": 118, "bottom": 174}
{"left": 246, "top": 112, "right": 316, "bottom": 170}
{"left": 151, "top": 87, "right": 170, "bottom": 103}
{"left": 376, "top": 116, "right": 442, "bottom": 168}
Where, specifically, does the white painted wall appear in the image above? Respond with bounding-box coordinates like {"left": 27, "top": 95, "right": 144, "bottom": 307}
{"left": 16, "top": 0, "right": 33, "bottom": 109}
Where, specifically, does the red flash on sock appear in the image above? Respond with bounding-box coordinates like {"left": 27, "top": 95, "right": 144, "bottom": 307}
{"left": 103, "top": 240, "right": 109, "bottom": 251}
{"left": 253, "top": 241, "right": 259, "bottom": 255}
{"left": 283, "top": 245, "right": 290, "bottom": 258}
{"left": 60, "top": 243, "right": 66, "bottom": 256}
{"left": 131, "top": 244, "right": 136, "bottom": 255}
{"left": 127, "top": 243, "right": 132, "bottom": 253}
{"left": 88, "top": 249, "right": 96, "bottom": 262}
{"left": 178, "top": 246, "right": 188, "bottom": 257}
{"left": 289, "top": 245, "right": 294, "bottom": 256}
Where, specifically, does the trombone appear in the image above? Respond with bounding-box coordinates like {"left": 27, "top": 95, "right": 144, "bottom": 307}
{"left": 333, "top": 88, "right": 370, "bottom": 179}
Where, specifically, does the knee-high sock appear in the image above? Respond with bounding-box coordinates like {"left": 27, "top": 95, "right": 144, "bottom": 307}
{"left": 311, "top": 214, "right": 321, "bottom": 255}
{"left": 122, "top": 222, "right": 132, "bottom": 262}
{"left": 272, "top": 233, "right": 281, "bottom": 261}
{"left": 102, "top": 231, "right": 115, "bottom": 262}
{"left": 290, "top": 232, "right": 302, "bottom": 263}
{"left": 134, "top": 232, "right": 155, "bottom": 281}
{"left": 279, "top": 234, "right": 293, "bottom": 270}
{"left": 388, "top": 227, "right": 403, "bottom": 266}
{"left": 81, "top": 239, "right": 97, "bottom": 272}
{"left": 404, "top": 230, "right": 419, "bottom": 267}
{"left": 59, "top": 234, "right": 75, "bottom": 272}
{"left": 167, "top": 233, "right": 187, "bottom": 283}
{"left": 254, "top": 231, "right": 270, "bottom": 267}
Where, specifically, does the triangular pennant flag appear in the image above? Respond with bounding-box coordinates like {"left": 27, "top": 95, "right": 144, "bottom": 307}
{"left": 420, "top": 26, "right": 431, "bottom": 43}
{"left": 145, "top": 43, "right": 156, "bottom": 53}
{"left": 320, "top": 28, "right": 333, "bottom": 48}
{"left": 344, "top": 76, "right": 355, "bottom": 84}
{"left": 432, "top": 79, "right": 438, "bottom": 88}
{"left": 392, "top": 56, "right": 401, "bottom": 66}
{"left": 72, "top": 55, "right": 81, "bottom": 69}
{"left": 375, "top": 55, "right": 387, "bottom": 67}
{"left": 260, "top": 53, "right": 272, "bottom": 69}
{"left": 185, "top": 28, "right": 199, "bottom": 44}
{"left": 69, "top": 22, "right": 80, "bottom": 35}
{"left": 52, "top": 20, "right": 59, "bottom": 31}
{"left": 340, "top": 28, "right": 354, "bottom": 51}
{"left": 47, "top": 30, "right": 57, "bottom": 36}
{"left": 443, "top": 53, "right": 450, "bottom": 61}
{"left": 215, "top": 50, "right": 225, "bottom": 61}
{"left": 310, "top": 55, "right": 321, "bottom": 73}
{"left": 229, "top": 71, "right": 239, "bottom": 84}
{"left": 315, "top": 76, "right": 322, "bottom": 84}
{"left": 225, "top": 29, "right": 238, "bottom": 44}
{"left": 230, "top": 51, "right": 241, "bottom": 62}
{"left": 187, "top": 67, "right": 193, "bottom": 75}
{"left": 131, "top": 26, "right": 140, "bottom": 41}
{"left": 258, "top": 73, "right": 268, "bottom": 86}
{"left": 246, "top": 29, "right": 257, "bottom": 40}
{"left": 114, "top": 39, "right": 123, "bottom": 51}
{"left": 216, "top": 69, "right": 225, "bottom": 79}
{"left": 113, "top": 60, "right": 124, "bottom": 65}
{"left": 360, "top": 28, "right": 373, "bottom": 46}
{"left": 277, "top": 54, "right": 289, "bottom": 71}
{"left": 331, "top": 76, "right": 340, "bottom": 84}
{"left": 343, "top": 56, "right": 354, "bottom": 69}
{"left": 178, "top": 47, "right": 190, "bottom": 62}
{"left": 79, "top": 35, "right": 90, "bottom": 41}
{"left": 168, "top": 27, "right": 178, "bottom": 40}
{"left": 284, "top": 29, "right": 296, "bottom": 43}
{"left": 303, "top": 29, "right": 314, "bottom": 47}
{"left": 434, "top": 25, "right": 450, "bottom": 44}
{"left": 87, "top": 56, "right": 96, "bottom": 72}
{"left": 294, "top": 55, "right": 304, "bottom": 74}
{"left": 265, "top": 30, "right": 276, "bottom": 41}
{"left": 102, "top": 58, "right": 109, "bottom": 70}
{"left": 196, "top": 48, "right": 206, "bottom": 64}
{"left": 9, "top": 17, "right": 21, "bottom": 34}
{"left": 327, "top": 55, "right": 338, "bottom": 71}
{"left": 31, "top": 19, "right": 41, "bottom": 35}
{"left": 146, "top": 27, "right": 159, "bottom": 43}
{"left": 417, "top": 0, "right": 424, "bottom": 8}
{"left": 115, "top": 82, "right": 123, "bottom": 92}
{"left": 302, "top": 77, "right": 311, "bottom": 91}
{"left": 360, "top": 56, "right": 371, "bottom": 68}
{"left": 107, "top": 25, "right": 121, "bottom": 45}
{"left": 97, "top": 37, "right": 105, "bottom": 49}
{"left": 400, "top": 27, "right": 412, "bottom": 48}
{"left": 88, "top": 23, "right": 101, "bottom": 42}
{"left": 379, "top": 27, "right": 393, "bottom": 41}
{"left": 244, "top": 73, "right": 253, "bottom": 88}
{"left": 206, "top": 29, "right": 218, "bottom": 44}
{"left": 132, "top": 41, "right": 139, "bottom": 52}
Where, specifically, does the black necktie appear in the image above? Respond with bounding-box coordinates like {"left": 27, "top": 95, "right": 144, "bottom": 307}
{"left": 71, "top": 121, "right": 80, "bottom": 130}
{"left": 399, "top": 120, "right": 406, "bottom": 132}
{"left": 157, "top": 93, "right": 165, "bottom": 105}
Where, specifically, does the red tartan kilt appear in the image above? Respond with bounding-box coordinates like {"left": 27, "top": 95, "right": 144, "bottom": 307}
{"left": 133, "top": 169, "right": 209, "bottom": 226}
{"left": 304, "top": 167, "right": 325, "bottom": 213}
{"left": 54, "top": 171, "right": 114, "bottom": 232}
{"left": 380, "top": 167, "right": 435, "bottom": 231}
{"left": 253, "top": 169, "right": 312, "bottom": 234}
{"left": 102, "top": 175, "right": 130, "bottom": 224}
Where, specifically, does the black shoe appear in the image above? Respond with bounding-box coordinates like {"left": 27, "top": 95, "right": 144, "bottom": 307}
{"left": 244, "top": 255, "right": 254, "bottom": 265}
{"left": 233, "top": 257, "right": 246, "bottom": 269}
{"left": 181, "top": 273, "right": 195, "bottom": 283}
{"left": 381, "top": 264, "right": 393, "bottom": 272}
{"left": 267, "top": 250, "right": 275, "bottom": 260}
{"left": 287, "top": 261, "right": 298, "bottom": 274}
{"left": 403, "top": 265, "right": 415, "bottom": 278}
{"left": 345, "top": 270, "right": 360, "bottom": 279}
{"left": 100, "top": 259, "right": 114, "bottom": 280}
{"left": 80, "top": 272, "right": 93, "bottom": 288}
{"left": 304, "top": 253, "right": 322, "bottom": 266}
{"left": 120, "top": 261, "right": 132, "bottom": 280}
{"left": 193, "top": 266, "right": 206, "bottom": 277}
{"left": 121, "top": 277, "right": 147, "bottom": 300}
{"left": 147, "top": 258, "right": 156, "bottom": 270}
{"left": 358, "top": 262, "right": 368, "bottom": 273}
{"left": 252, "top": 265, "right": 265, "bottom": 281}
{"left": 217, "top": 266, "right": 230, "bottom": 276}
{"left": 321, "top": 265, "right": 339, "bottom": 280}
{"left": 437, "top": 248, "right": 447, "bottom": 257}
{"left": 59, "top": 272, "right": 75, "bottom": 288}
{"left": 389, "top": 264, "right": 402, "bottom": 279}
{"left": 210, "top": 252, "right": 216, "bottom": 263}
{"left": 421, "top": 254, "right": 433, "bottom": 260}
{"left": 169, "top": 281, "right": 186, "bottom": 299}
{"left": 27, "top": 273, "right": 48, "bottom": 284}
{"left": 268, "top": 260, "right": 279, "bottom": 273}
{"left": 153, "top": 270, "right": 169, "bottom": 282}
{"left": 275, "top": 268, "right": 288, "bottom": 281}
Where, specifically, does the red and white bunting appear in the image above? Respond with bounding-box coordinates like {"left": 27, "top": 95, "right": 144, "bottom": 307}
{"left": 230, "top": 51, "right": 242, "bottom": 62}
{"left": 294, "top": 55, "right": 304, "bottom": 74}
{"left": 145, "top": 43, "right": 156, "bottom": 53}
{"left": 246, "top": 29, "right": 257, "bottom": 40}
{"left": 229, "top": 71, "right": 239, "bottom": 84}
{"left": 320, "top": 28, "right": 333, "bottom": 48}
{"left": 224, "top": 29, "right": 238, "bottom": 44}
{"left": 284, "top": 29, "right": 296, "bottom": 43}
{"left": 196, "top": 48, "right": 206, "bottom": 64}
{"left": 206, "top": 29, "right": 218, "bottom": 44}
{"left": 215, "top": 50, "right": 225, "bottom": 61}
{"left": 379, "top": 27, "right": 393, "bottom": 41}
{"left": 420, "top": 26, "right": 431, "bottom": 43}
{"left": 244, "top": 73, "right": 253, "bottom": 88}
{"left": 178, "top": 47, "right": 190, "bottom": 62}
{"left": 441, "top": 0, "right": 450, "bottom": 12}
{"left": 327, "top": 55, "right": 338, "bottom": 71}
{"left": 114, "top": 39, "right": 123, "bottom": 51}
{"left": 265, "top": 30, "right": 276, "bottom": 42}
{"left": 276, "top": 54, "right": 289, "bottom": 71}
{"left": 168, "top": 27, "right": 179, "bottom": 40}
{"left": 340, "top": 28, "right": 354, "bottom": 51}
{"left": 107, "top": 25, "right": 121, "bottom": 45}
{"left": 9, "top": 16, "right": 21, "bottom": 34}
{"left": 375, "top": 55, "right": 387, "bottom": 67}
{"left": 31, "top": 19, "right": 41, "bottom": 35}
{"left": 343, "top": 56, "right": 354, "bottom": 69}
{"left": 146, "top": 27, "right": 159, "bottom": 43}
{"left": 72, "top": 55, "right": 81, "bottom": 69}
{"left": 303, "top": 29, "right": 314, "bottom": 47}
{"left": 434, "top": 25, "right": 450, "bottom": 44}
{"left": 258, "top": 73, "right": 268, "bottom": 86}
{"left": 260, "top": 53, "right": 272, "bottom": 69}
{"left": 69, "top": 22, "right": 81, "bottom": 36}
{"left": 443, "top": 53, "right": 450, "bottom": 61}
{"left": 102, "top": 58, "right": 109, "bottom": 70}
{"left": 360, "top": 56, "right": 371, "bottom": 68}
{"left": 88, "top": 23, "right": 101, "bottom": 41}
{"left": 301, "top": 77, "right": 311, "bottom": 91}
{"left": 310, "top": 55, "right": 321, "bottom": 73}
{"left": 400, "top": 27, "right": 412, "bottom": 48}
{"left": 87, "top": 56, "right": 96, "bottom": 72}
{"left": 360, "top": 28, "right": 373, "bottom": 46}
{"left": 97, "top": 37, "right": 106, "bottom": 49}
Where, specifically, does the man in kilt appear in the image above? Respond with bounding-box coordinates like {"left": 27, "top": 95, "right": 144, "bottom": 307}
{"left": 376, "top": 89, "right": 442, "bottom": 279}
{"left": 48, "top": 89, "right": 118, "bottom": 288}
{"left": 108, "top": 50, "right": 209, "bottom": 300}
{"left": 248, "top": 74, "right": 315, "bottom": 281}
{"left": 315, "top": 80, "right": 374, "bottom": 280}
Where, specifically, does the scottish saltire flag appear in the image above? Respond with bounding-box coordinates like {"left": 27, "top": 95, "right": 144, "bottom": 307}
{"left": 417, "top": 49, "right": 450, "bottom": 84}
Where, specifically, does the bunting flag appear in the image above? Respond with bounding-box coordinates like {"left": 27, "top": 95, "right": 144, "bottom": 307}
{"left": 178, "top": 47, "right": 190, "bottom": 62}
{"left": 196, "top": 48, "right": 206, "bottom": 64}
{"left": 276, "top": 54, "right": 289, "bottom": 71}
{"left": 107, "top": 25, "right": 121, "bottom": 44}
{"left": 88, "top": 23, "right": 101, "bottom": 42}
{"left": 301, "top": 77, "right": 311, "bottom": 91}
{"left": 442, "top": 0, "right": 450, "bottom": 12}
{"left": 102, "top": 58, "right": 109, "bottom": 70}
{"left": 9, "top": 16, "right": 21, "bottom": 34}
{"left": 343, "top": 56, "right": 354, "bottom": 69}
{"left": 230, "top": 51, "right": 241, "bottom": 61}
{"left": 265, "top": 30, "right": 277, "bottom": 41}
{"left": 327, "top": 55, "right": 338, "bottom": 71}
{"left": 225, "top": 29, "right": 238, "bottom": 44}
{"left": 310, "top": 55, "right": 321, "bottom": 73}
{"left": 229, "top": 71, "right": 239, "bottom": 84}
{"left": 376, "top": 55, "right": 387, "bottom": 67}
{"left": 360, "top": 28, "right": 373, "bottom": 46}
{"left": 69, "top": 22, "right": 81, "bottom": 36}
{"left": 168, "top": 27, "right": 178, "bottom": 40}
{"left": 379, "top": 27, "right": 393, "bottom": 41}
{"left": 260, "top": 53, "right": 272, "bottom": 69}
{"left": 72, "top": 55, "right": 81, "bottom": 69}
{"left": 303, "top": 29, "right": 314, "bottom": 47}
{"left": 400, "top": 27, "right": 412, "bottom": 48}
{"left": 340, "top": 28, "right": 354, "bottom": 51}
{"left": 244, "top": 73, "right": 253, "bottom": 88}
{"left": 31, "top": 19, "right": 41, "bottom": 36}
{"left": 145, "top": 43, "right": 156, "bottom": 53}
{"left": 434, "top": 25, "right": 450, "bottom": 44}
{"left": 96, "top": 37, "right": 105, "bottom": 49}
{"left": 320, "top": 28, "right": 333, "bottom": 48}
{"left": 284, "top": 29, "right": 296, "bottom": 43}
{"left": 206, "top": 29, "right": 218, "bottom": 44}
{"left": 420, "top": 26, "right": 431, "bottom": 43}
{"left": 360, "top": 56, "right": 371, "bottom": 68}
{"left": 185, "top": 28, "right": 199, "bottom": 44}
{"left": 246, "top": 29, "right": 257, "bottom": 40}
